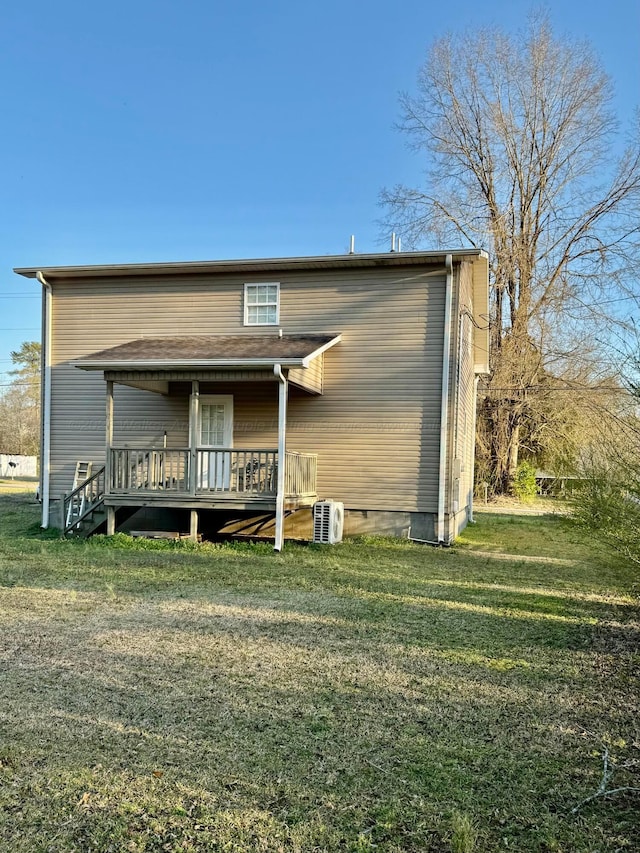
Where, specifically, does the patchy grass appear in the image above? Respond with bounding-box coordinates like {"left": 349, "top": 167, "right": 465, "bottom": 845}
{"left": 0, "top": 495, "right": 638, "bottom": 852}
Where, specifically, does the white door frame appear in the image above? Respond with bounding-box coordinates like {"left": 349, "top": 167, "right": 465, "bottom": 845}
{"left": 194, "top": 394, "right": 234, "bottom": 489}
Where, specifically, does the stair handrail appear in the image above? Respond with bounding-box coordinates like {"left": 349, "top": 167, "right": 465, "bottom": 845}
{"left": 61, "top": 465, "right": 106, "bottom": 535}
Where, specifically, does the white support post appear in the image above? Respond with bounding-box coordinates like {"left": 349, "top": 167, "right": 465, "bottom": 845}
{"left": 437, "top": 255, "right": 454, "bottom": 544}
{"left": 36, "top": 272, "right": 53, "bottom": 528}
{"left": 105, "top": 380, "right": 114, "bottom": 495}
{"left": 189, "top": 381, "right": 199, "bottom": 495}
{"left": 274, "top": 365, "right": 288, "bottom": 552}
{"left": 105, "top": 385, "right": 115, "bottom": 537}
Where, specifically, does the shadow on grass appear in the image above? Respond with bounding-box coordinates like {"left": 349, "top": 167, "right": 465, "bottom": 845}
{"left": 2, "top": 592, "right": 638, "bottom": 852}
{"left": 1, "top": 493, "right": 637, "bottom": 655}
{"left": 1, "top": 493, "right": 639, "bottom": 851}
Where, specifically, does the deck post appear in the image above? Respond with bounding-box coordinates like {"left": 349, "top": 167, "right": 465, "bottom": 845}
{"left": 106, "top": 505, "right": 115, "bottom": 536}
{"left": 189, "top": 381, "right": 199, "bottom": 496}
{"left": 274, "top": 365, "right": 288, "bottom": 552}
{"left": 105, "top": 380, "right": 114, "bottom": 495}
{"left": 190, "top": 509, "right": 199, "bottom": 542}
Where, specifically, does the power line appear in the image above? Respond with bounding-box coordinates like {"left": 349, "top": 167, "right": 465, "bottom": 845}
{"left": 481, "top": 386, "right": 633, "bottom": 393}
{"left": 575, "top": 294, "right": 640, "bottom": 307}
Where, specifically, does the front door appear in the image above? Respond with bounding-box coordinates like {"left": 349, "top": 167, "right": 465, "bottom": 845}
{"left": 197, "top": 395, "right": 233, "bottom": 489}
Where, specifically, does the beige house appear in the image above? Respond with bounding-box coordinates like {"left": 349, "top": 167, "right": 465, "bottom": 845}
{"left": 15, "top": 249, "right": 489, "bottom": 548}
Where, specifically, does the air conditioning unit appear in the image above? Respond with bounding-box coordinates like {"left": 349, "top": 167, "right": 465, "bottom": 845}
{"left": 313, "top": 500, "right": 344, "bottom": 544}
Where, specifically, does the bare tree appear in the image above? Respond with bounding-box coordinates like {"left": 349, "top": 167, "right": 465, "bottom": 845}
{"left": 382, "top": 15, "right": 640, "bottom": 493}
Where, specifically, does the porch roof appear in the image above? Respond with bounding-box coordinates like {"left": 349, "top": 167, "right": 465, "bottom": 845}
{"left": 75, "top": 333, "right": 341, "bottom": 370}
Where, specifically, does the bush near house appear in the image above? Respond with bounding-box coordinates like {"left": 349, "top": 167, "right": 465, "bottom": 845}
{"left": 573, "top": 458, "right": 640, "bottom": 566}
{"left": 512, "top": 460, "right": 538, "bottom": 502}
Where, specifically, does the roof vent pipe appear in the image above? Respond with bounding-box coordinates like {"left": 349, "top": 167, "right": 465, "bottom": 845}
{"left": 349, "top": 235, "right": 355, "bottom": 254}
{"left": 390, "top": 233, "right": 396, "bottom": 252}
{"left": 397, "top": 237, "right": 402, "bottom": 252}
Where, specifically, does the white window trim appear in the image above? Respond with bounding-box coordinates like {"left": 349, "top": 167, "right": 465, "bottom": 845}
{"left": 244, "top": 282, "right": 280, "bottom": 326}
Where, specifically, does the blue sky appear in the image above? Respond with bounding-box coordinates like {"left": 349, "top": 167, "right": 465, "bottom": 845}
{"left": 1, "top": 0, "right": 638, "bottom": 384}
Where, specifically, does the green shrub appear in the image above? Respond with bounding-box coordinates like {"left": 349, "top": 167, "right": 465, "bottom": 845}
{"left": 572, "top": 460, "right": 640, "bottom": 566}
{"left": 513, "top": 461, "right": 538, "bottom": 502}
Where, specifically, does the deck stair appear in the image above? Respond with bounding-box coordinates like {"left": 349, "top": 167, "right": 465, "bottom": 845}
{"left": 65, "top": 461, "right": 92, "bottom": 528}
{"left": 62, "top": 463, "right": 106, "bottom": 538}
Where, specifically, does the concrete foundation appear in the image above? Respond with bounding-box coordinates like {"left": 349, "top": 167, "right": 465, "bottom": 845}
{"left": 58, "top": 501, "right": 469, "bottom": 545}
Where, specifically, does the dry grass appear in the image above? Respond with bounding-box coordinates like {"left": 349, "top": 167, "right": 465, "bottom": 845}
{"left": 0, "top": 495, "right": 638, "bottom": 851}
{"left": 0, "top": 478, "right": 37, "bottom": 494}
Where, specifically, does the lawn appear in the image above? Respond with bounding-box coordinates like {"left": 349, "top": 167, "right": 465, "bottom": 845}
{"left": 0, "top": 493, "right": 638, "bottom": 852}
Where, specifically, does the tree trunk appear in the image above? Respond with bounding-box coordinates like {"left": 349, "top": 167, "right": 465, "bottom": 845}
{"left": 479, "top": 397, "right": 523, "bottom": 495}
{"left": 506, "top": 421, "right": 521, "bottom": 495}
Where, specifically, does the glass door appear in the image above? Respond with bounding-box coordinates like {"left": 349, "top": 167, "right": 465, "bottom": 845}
{"left": 197, "top": 395, "right": 233, "bottom": 489}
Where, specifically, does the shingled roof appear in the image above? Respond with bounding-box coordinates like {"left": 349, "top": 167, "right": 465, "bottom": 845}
{"left": 75, "top": 334, "right": 341, "bottom": 369}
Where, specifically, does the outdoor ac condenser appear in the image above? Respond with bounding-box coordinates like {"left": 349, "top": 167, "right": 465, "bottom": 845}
{"left": 313, "top": 500, "right": 344, "bottom": 544}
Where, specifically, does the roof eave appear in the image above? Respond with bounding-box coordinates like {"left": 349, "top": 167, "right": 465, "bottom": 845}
{"left": 15, "top": 249, "right": 488, "bottom": 280}
{"left": 75, "top": 358, "right": 308, "bottom": 371}
{"left": 301, "top": 334, "right": 342, "bottom": 366}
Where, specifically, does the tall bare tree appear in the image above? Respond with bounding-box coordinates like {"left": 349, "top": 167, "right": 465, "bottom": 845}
{"left": 382, "top": 16, "right": 640, "bottom": 493}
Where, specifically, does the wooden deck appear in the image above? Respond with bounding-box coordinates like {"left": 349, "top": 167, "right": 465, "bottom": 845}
{"left": 105, "top": 447, "right": 317, "bottom": 510}
{"left": 61, "top": 447, "right": 318, "bottom": 538}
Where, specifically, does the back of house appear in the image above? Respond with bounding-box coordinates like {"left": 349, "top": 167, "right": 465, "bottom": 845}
{"left": 15, "top": 249, "right": 489, "bottom": 545}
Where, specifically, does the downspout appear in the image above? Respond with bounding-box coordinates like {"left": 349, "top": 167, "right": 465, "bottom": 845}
{"left": 273, "top": 364, "right": 288, "bottom": 552}
{"left": 437, "top": 254, "right": 454, "bottom": 544}
{"left": 469, "top": 375, "right": 480, "bottom": 523}
{"left": 36, "top": 271, "right": 52, "bottom": 528}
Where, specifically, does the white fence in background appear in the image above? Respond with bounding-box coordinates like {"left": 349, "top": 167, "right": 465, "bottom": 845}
{"left": 0, "top": 454, "right": 38, "bottom": 478}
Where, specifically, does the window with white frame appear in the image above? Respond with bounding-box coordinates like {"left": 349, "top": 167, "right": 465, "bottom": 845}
{"left": 244, "top": 283, "right": 279, "bottom": 325}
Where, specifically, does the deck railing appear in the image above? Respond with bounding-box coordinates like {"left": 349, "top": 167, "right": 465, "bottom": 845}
{"left": 108, "top": 447, "right": 317, "bottom": 499}
{"left": 195, "top": 448, "right": 277, "bottom": 493}
{"left": 62, "top": 464, "right": 106, "bottom": 534}
{"left": 110, "top": 448, "right": 189, "bottom": 493}
{"left": 285, "top": 450, "right": 318, "bottom": 498}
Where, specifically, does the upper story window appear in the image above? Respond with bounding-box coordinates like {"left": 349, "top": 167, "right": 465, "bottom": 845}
{"left": 244, "top": 283, "right": 280, "bottom": 326}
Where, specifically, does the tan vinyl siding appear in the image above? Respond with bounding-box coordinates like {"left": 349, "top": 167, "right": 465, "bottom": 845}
{"left": 288, "top": 353, "right": 323, "bottom": 394}
{"left": 49, "top": 366, "right": 189, "bottom": 498}
{"left": 48, "top": 264, "right": 448, "bottom": 512}
{"left": 472, "top": 258, "right": 491, "bottom": 374}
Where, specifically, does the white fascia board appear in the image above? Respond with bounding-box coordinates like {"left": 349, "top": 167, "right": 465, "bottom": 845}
{"left": 75, "top": 358, "right": 307, "bottom": 370}
{"left": 301, "top": 334, "right": 342, "bottom": 367}
{"left": 14, "top": 249, "right": 487, "bottom": 280}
